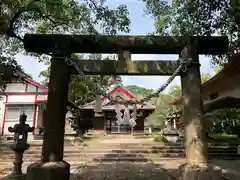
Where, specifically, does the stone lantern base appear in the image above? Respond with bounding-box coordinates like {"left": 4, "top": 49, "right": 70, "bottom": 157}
{"left": 26, "top": 161, "right": 70, "bottom": 180}
{"left": 179, "top": 163, "right": 222, "bottom": 180}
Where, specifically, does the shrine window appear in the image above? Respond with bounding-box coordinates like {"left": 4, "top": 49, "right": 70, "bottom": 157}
{"left": 5, "top": 105, "right": 34, "bottom": 122}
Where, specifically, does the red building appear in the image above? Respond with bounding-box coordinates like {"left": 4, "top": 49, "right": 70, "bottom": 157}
{"left": 0, "top": 66, "right": 78, "bottom": 139}
{"left": 79, "top": 81, "right": 155, "bottom": 134}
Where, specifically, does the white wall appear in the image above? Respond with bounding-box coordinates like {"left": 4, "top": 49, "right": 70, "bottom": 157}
{"left": 27, "top": 84, "right": 37, "bottom": 92}
{"left": 37, "top": 95, "right": 48, "bottom": 101}
{"left": 3, "top": 104, "right": 35, "bottom": 136}
{"left": 5, "top": 83, "right": 26, "bottom": 92}
{"left": 8, "top": 95, "right": 36, "bottom": 104}
{"left": 4, "top": 82, "right": 47, "bottom": 93}
{"left": 1, "top": 80, "right": 48, "bottom": 136}
{"left": 38, "top": 88, "right": 47, "bottom": 92}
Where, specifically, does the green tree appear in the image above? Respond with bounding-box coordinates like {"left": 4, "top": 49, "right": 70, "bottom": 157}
{"left": 168, "top": 73, "right": 211, "bottom": 100}
{"left": 124, "top": 85, "right": 174, "bottom": 127}
{"left": 0, "top": 0, "right": 130, "bottom": 65}
{"left": 39, "top": 54, "right": 118, "bottom": 105}
{"left": 1, "top": 0, "right": 130, "bottom": 103}
{"left": 201, "top": 73, "right": 211, "bottom": 83}
{"left": 125, "top": 85, "right": 154, "bottom": 96}
{"left": 213, "top": 65, "right": 224, "bottom": 75}
{"left": 168, "top": 84, "right": 181, "bottom": 99}
{"left": 146, "top": 93, "right": 174, "bottom": 128}
{"left": 143, "top": 0, "right": 239, "bottom": 65}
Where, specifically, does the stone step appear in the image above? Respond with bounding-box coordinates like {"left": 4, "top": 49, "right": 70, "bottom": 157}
{"left": 2, "top": 145, "right": 237, "bottom": 152}
{"left": 1, "top": 148, "right": 239, "bottom": 155}
{"left": 2, "top": 146, "right": 239, "bottom": 155}
{"left": 2, "top": 142, "right": 238, "bottom": 149}
{"left": 0, "top": 158, "right": 182, "bottom": 167}
{"left": 1, "top": 152, "right": 240, "bottom": 162}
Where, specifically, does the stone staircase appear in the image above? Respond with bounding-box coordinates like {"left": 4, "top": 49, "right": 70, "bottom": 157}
{"left": 1, "top": 137, "right": 240, "bottom": 165}
{"left": 1, "top": 135, "right": 240, "bottom": 180}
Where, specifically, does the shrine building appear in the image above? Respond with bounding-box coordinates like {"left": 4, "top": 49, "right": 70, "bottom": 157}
{"left": 0, "top": 66, "right": 78, "bottom": 139}
{"left": 79, "top": 77, "right": 156, "bottom": 134}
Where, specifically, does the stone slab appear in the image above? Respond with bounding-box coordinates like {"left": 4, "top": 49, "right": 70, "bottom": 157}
{"left": 26, "top": 161, "right": 70, "bottom": 180}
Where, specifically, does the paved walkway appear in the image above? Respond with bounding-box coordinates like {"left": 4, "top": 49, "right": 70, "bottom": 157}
{"left": 1, "top": 135, "right": 240, "bottom": 180}
{"left": 0, "top": 135, "right": 173, "bottom": 180}
{"left": 70, "top": 135, "right": 173, "bottom": 180}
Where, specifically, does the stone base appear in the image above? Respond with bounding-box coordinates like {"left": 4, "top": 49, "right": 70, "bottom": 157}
{"left": 179, "top": 163, "right": 222, "bottom": 180}
{"left": 2, "top": 173, "right": 26, "bottom": 180}
{"left": 26, "top": 161, "right": 70, "bottom": 180}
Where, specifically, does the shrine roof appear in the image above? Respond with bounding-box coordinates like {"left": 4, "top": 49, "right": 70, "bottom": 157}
{"left": 168, "top": 53, "right": 240, "bottom": 106}
{"left": 81, "top": 85, "right": 155, "bottom": 110}
{"left": 202, "top": 53, "right": 240, "bottom": 93}
{"left": 204, "top": 96, "right": 240, "bottom": 112}
{"left": 0, "top": 64, "right": 80, "bottom": 110}
{"left": 0, "top": 63, "right": 30, "bottom": 81}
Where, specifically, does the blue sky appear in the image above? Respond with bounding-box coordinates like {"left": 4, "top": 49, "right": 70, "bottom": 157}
{"left": 16, "top": 0, "right": 214, "bottom": 91}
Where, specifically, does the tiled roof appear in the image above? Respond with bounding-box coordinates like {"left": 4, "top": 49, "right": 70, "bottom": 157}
{"left": 82, "top": 85, "right": 155, "bottom": 110}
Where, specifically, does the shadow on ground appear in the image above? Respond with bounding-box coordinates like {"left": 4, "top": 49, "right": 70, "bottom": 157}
{"left": 92, "top": 149, "right": 150, "bottom": 162}
{"left": 70, "top": 150, "right": 177, "bottom": 180}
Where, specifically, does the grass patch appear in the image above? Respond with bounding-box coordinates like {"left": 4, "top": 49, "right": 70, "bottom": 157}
{"left": 133, "top": 132, "right": 160, "bottom": 139}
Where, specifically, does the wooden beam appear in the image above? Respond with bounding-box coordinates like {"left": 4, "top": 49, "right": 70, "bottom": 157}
{"left": 70, "top": 60, "right": 179, "bottom": 75}
{"left": 24, "top": 34, "right": 228, "bottom": 55}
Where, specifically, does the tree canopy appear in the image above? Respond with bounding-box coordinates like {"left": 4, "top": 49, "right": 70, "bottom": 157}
{"left": 1, "top": 0, "right": 131, "bottom": 102}
{"left": 39, "top": 54, "right": 121, "bottom": 105}
{"left": 143, "top": 0, "right": 240, "bottom": 65}
{"left": 0, "top": 0, "right": 130, "bottom": 64}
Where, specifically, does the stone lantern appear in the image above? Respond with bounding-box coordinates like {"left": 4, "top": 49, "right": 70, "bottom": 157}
{"left": 3, "top": 112, "right": 34, "bottom": 180}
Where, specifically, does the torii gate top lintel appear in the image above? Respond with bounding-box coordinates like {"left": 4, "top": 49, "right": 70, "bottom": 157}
{"left": 24, "top": 34, "right": 228, "bottom": 55}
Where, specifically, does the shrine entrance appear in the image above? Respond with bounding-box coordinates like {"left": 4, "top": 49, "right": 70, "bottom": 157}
{"left": 23, "top": 34, "right": 228, "bottom": 180}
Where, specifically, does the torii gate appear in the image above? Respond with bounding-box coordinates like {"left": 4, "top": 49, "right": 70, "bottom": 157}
{"left": 23, "top": 34, "right": 228, "bottom": 180}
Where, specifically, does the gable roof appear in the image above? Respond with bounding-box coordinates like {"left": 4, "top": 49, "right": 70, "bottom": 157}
{"left": 82, "top": 85, "right": 155, "bottom": 110}
{"left": 0, "top": 64, "right": 79, "bottom": 110}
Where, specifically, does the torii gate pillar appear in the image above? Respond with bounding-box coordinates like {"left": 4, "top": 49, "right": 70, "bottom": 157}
{"left": 179, "top": 40, "right": 221, "bottom": 180}
{"left": 26, "top": 52, "right": 71, "bottom": 180}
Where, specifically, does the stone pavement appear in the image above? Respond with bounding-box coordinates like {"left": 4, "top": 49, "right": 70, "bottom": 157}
{"left": 0, "top": 135, "right": 173, "bottom": 180}
{"left": 1, "top": 135, "right": 240, "bottom": 180}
